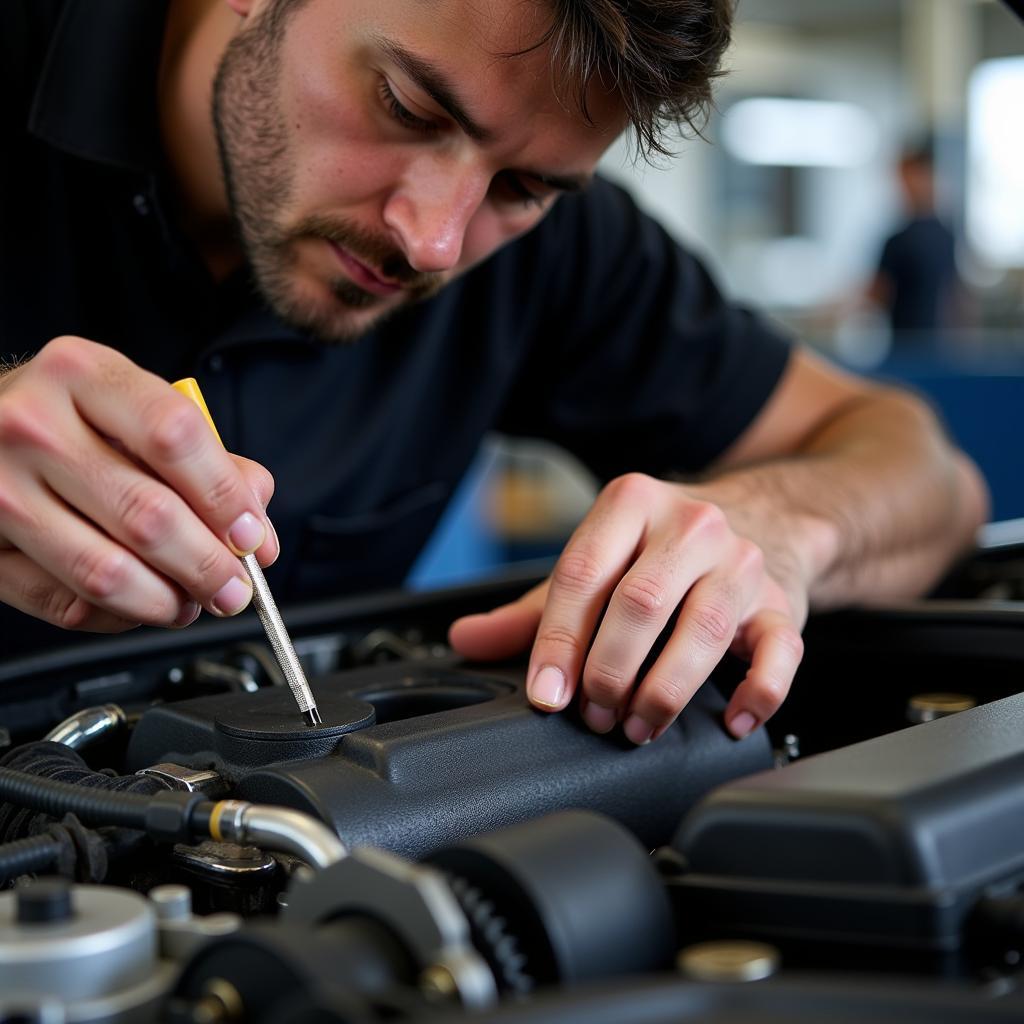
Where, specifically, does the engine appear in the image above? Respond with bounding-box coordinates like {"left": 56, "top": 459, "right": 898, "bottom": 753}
{"left": 3, "top": 545, "right": 1024, "bottom": 1024}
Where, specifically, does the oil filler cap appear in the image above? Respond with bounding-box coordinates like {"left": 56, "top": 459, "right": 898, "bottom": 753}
{"left": 17, "top": 878, "right": 73, "bottom": 925}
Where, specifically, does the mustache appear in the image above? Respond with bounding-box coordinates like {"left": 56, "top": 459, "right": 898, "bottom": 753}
{"left": 287, "top": 214, "right": 439, "bottom": 290}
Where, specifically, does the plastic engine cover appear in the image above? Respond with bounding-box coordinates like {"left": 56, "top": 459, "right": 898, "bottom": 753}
{"left": 126, "top": 658, "right": 773, "bottom": 858}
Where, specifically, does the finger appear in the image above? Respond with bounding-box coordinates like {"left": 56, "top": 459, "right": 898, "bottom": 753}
{"left": 0, "top": 549, "right": 144, "bottom": 633}
{"left": 580, "top": 525, "right": 740, "bottom": 732}
{"left": 230, "top": 455, "right": 279, "bottom": 567}
{"left": 724, "top": 609, "right": 804, "bottom": 738}
{"left": 38, "top": 339, "right": 272, "bottom": 557}
{"left": 620, "top": 545, "right": 762, "bottom": 744}
{"left": 525, "top": 488, "right": 650, "bottom": 714}
{"left": 40, "top": 430, "right": 255, "bottom": 618}
{"left": 448, "top": 581, "right": 548, "bottom": 661}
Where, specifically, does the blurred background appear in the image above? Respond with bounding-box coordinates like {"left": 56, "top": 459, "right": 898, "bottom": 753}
{"left": 410, "top": 0, "right": 1024, "bottom": 589}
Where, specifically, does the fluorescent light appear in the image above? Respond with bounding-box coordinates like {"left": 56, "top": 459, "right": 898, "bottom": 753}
{"left": 967, "top": 57, "right": 1024, "bottom": 267}
{"left": 721, "top": 97, "right": 878, "bottom": 167}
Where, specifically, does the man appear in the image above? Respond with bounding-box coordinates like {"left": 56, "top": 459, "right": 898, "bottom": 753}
{"left": 0, "top": 0, "right": 987, "bottom": 746}
{"left": 869, "top": 144, "right": 963, "bottom": 342}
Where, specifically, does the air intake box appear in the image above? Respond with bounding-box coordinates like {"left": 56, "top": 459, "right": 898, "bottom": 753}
{"left": 671, "top": 691, "right": 1024, "bottom": 973}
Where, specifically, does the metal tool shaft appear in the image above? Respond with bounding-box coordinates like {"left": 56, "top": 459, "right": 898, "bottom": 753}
{"left": 242, "top": 553, "right": 321, "bottom": 726}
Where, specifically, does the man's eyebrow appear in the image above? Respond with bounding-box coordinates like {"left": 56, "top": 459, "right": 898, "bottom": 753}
{"left": 376, "top": 39, "right": 593, "bottom": 195}
{"left": 377, "top": 39, "right": 494, "bottom": 143}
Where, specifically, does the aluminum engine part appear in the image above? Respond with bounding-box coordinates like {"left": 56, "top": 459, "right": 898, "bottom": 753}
{"left": 0, "top": 881, "right": 174, "bottom": 1024}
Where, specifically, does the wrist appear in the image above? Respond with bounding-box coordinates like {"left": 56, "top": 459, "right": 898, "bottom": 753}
{"left": 683, "top": 474, "right": 840, "bottom": 597}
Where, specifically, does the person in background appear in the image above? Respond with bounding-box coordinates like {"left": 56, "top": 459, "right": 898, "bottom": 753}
{"left": 868, "top": 144, "right": 965, "bottom": 344}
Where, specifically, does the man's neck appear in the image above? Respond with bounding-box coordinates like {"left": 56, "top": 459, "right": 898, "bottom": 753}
{"left": 158, "top": 0, "right": 245, "bottom": 281}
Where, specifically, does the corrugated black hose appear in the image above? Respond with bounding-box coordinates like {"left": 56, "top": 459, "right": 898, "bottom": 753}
{"left": 0, "top": 742, "right": 215, "bottom": 849}
{"left": 0, "top": 834, "right": 64, "bottom": 881}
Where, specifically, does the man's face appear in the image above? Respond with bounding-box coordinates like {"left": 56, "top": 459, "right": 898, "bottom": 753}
{"left": 213, "top": 0, "right": 625, "bottom": 341}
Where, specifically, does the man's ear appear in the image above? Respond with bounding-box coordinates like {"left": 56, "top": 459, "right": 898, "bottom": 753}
{"left": 224, "top": 0, "right": 254, "bottom": 16}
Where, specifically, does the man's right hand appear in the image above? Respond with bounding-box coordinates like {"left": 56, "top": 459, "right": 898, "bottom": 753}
{"left": 0, "top": 337, "right": 278, "bottom": 634}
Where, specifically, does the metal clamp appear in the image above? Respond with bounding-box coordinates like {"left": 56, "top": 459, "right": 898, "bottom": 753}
{"left": 136, "top": 763, "right": 229, "bottom": 798}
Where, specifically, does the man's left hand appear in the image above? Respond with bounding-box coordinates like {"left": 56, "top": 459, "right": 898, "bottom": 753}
{"left": 448, "top": 472, "right": 808, "bottom": 744}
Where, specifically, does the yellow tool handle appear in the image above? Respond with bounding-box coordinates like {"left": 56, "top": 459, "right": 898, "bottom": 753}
{"left": 172, "top": 377, "right": 225, "bottom": 447}
{"left": 169, "top": 376, "right": 323, "bottom": 726}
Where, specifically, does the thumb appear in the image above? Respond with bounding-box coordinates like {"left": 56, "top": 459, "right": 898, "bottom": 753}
{"left": 448, "top": 580, "right": 549, "bottom": 661}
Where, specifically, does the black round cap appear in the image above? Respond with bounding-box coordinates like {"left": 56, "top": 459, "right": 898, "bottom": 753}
{"left": 17, "top": 877, "right": 74, "bottom": 924}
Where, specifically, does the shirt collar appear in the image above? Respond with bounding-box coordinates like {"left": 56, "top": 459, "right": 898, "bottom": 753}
{"left": 28, "top": 0, "right": 170, "bottom": 174}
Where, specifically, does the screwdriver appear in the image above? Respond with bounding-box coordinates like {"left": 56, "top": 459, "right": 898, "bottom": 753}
{"left": 172, "top": 377, "right": 322, "bottom": 727}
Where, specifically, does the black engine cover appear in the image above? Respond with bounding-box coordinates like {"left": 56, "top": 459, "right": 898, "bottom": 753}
{"left": 125, "top": 658, "right": 773, "bottom": 857}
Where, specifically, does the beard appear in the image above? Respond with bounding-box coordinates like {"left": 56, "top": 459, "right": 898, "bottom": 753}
{"left": 210, "top": 2, "right": 444, "bottom": 342}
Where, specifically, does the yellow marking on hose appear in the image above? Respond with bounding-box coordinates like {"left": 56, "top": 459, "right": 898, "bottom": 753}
{"left": 209, "top": 801, "right": 228, "bottom": 842}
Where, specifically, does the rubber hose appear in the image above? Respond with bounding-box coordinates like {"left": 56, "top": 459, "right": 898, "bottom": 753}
{"left": 0, "top": 834, "right": 63, "bottom": 884}
{"left": 0, "top": 767, "right": 156, "bottom": 830}
{"left": 0, "top": 742, "right": 165, "bottom": 843}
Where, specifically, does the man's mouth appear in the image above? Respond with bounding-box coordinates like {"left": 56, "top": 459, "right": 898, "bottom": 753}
{"left": 327, "top": 241, "right": 403, "bottom": 297}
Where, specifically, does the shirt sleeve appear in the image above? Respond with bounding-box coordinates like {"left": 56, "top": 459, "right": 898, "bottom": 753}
{"left": 496, "top": 176, "right": 793, "bottom": 482}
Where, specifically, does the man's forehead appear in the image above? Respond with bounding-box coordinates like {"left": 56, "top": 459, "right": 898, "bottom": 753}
{"left": 367, "top": 0, "right": 626, "bottom": 144}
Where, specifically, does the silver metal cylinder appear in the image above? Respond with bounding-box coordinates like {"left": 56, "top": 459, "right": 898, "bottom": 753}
{"left": 44, "top": 705, "right": 125, "bottom": 750}
{"left": 242, "top": 553, "right": 320, "bottom": 721}
{"left": 212, "top": 801, "right": 346, "bottom": 869}
{"left": 0, "top": 884, "right": 171, "bottom": 1023}
{"left": 239, "top": 804, "right": 347, "bottom": 869}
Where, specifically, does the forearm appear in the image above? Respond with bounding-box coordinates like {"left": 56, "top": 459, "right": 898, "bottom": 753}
{"left": 691, "top": 389, "right": 990, "bottom": 610}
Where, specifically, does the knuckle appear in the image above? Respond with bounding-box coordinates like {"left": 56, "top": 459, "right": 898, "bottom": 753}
{"left": 0, "top": 397, "right": 58, "bottom": 452}
{"left": 770, "top": 624, "right": 805, "bottom": 662}
{"left": 617, "top": 573, "right": 669, "bottom": 622}
{"left": 736, "top": 538, "right": 765, "bottom": 577}
{"left": 147, "top": 400, "right": 205, "bottom": 460}
{"left": 202, "top": 471, "right": 246, "bottom": 517}
{"left": 534, "top": 624, "right": 585, "bottom": 662}
{"left": 253, "top": 465, "right": 275, "bottom": 506}
{"left": 642, "top": 674, "right": 689, "bottom": 719}
{"left": 189, "top": 545, "right": 229, "bottom": 593}
{"left": 747, "top": 671, "right": 790, "bottom": 707}
{"left": 583, "top": 658, "right": 631, "bottom": 703}
{"left": 21, "top": 576, "right": 88, "bottom": 631}
{"left": 0, "top": 484, "right": 32, "bottom": 528}
{"left": 38, "top": 335, "right": 92, "bottom": 379}
{"left": 53, "top": 594, "right": 93, "bottom": 631}
{"left": 604, "top": 472, "right": 655, "bottom": 506}
{"left": 69, "top": 545, "right": 127, "bottom": 601}
{"left": 116, "top": 482, "right": 175, "bottom": 549}
{"left": 687, "top": 501, "right": 728, "bottom": 542}
{"left": 552, "top": 549, "right": 605, "bottom": 596}
{"left": 690, "top": 599, "right": 735, "bottom": 651}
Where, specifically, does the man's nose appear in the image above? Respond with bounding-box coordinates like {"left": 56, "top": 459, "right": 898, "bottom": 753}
{"left": 382, "top": 156, "right": 490, "bottom": 274}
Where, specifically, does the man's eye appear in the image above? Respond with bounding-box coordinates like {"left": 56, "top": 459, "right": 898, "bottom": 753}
{"left": 378, "top": 79, "right": 436, "bottom": 134}
{"left": 493, "top": 172, "right": 551, "bottom": 210}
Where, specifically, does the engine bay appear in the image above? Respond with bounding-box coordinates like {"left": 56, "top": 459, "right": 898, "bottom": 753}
{"left": 3, "top": 541, "right": 1024, "bottom": 1024}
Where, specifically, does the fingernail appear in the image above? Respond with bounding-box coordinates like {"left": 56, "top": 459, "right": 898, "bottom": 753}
{"left": 583, "top": 702, "right": 617, "bottom": 734}
{"left": 623, "top": 713, "right": 654, "bottom": 745}
{"left": 173, "top": 601, "right": 201, "bottom": 628}
{"left": 212, "top": 576, "right": 252, "bottom": 616}
{"left": 529, "top": 665, "right": 566, "bottom": 707}
{"left": 228, "top": 512, "right": 266, "bottom": 556}
{"left": 730, "top": 711, "right": 757, "bottom": 738}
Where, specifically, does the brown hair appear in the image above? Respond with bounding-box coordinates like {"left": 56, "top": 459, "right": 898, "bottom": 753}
{"left": 536, "top": 0, "right": 735, "bottom": 157}
{"left": 263, "top": 0, "right": 734, "bottom": 158}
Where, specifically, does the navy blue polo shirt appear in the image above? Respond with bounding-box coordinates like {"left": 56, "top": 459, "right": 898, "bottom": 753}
{"left": 1, "top": 0, "right": 791, "bottom": 657}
